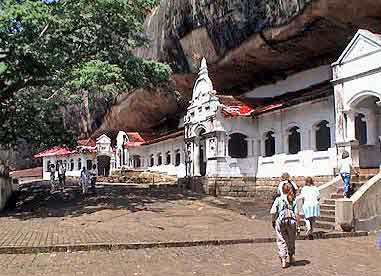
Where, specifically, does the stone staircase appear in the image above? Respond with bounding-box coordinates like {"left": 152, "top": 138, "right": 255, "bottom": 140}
{"left": 314, "top": 168, "right": 379, "bottom": 231}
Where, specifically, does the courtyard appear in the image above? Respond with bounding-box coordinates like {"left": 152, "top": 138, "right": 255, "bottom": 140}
{"left": 0, "top": 182, "right": 378, "bottom": 276}
{"left": 0, "top": 236, "right": 379, "bottom": 276}
{"left": 0, "top": 182, "right": 277, "bottom": 250}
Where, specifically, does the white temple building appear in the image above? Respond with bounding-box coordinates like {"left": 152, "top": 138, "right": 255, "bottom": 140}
{"left": 35, "top": 29, "right": 381, "bottom": 191}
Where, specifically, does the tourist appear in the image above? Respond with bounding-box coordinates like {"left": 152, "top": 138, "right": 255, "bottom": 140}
{"left": 90, "top": 164, "right": 97, "bottom": 194}
{"left": 277, "top": 172, "right": 298, "bottom": 195}
{"left": 80, "top": 167, "right": 89, "bottom": 196}
{"left": 58, "top": 161, "right": 66, "bottom": 191}
{"left": 299, "top": 177, "right": 320, "bottom": 239}
{"left": 270, "top": 182, "right": 299, "bottom": 268}
{"left": 49, "top": 163, "right": 56, "bottom": 192}
{"left": 338, "top": 151, "right": 359, "bottom": 198}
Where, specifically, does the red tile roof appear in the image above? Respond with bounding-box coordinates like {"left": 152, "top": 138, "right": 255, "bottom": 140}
{"left": 142, "top": 128, "right": 185, "bottom": 146}
{"left": 77, "top": 138, "right": 96, "bottom": 147}
{"left": 10, "top": 167, "right": 43, "bottom": 178}
{"left": 33, "top": 146, "right": 75, "bottom": 158}
{"left": 126, "top": 132, "right": 145, "bottom": 143}
{"left": 123, "top": 132, "right": 146, "bottom": 148}
{"left": 218, "top": 95, "right": 254, "bottom": 117}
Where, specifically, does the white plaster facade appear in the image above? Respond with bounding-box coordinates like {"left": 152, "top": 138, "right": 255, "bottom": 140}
{"left": 38, "top": 29, "right": 381, "bottom": 182}
{"left": 41, "top": 152, "right": 96, "bottom": 181}
{"left": 128, "top": 135, "right": 187, "bottom": 178}
{"left": 180, "top": 58, "right": 337, "bottom": 178}
{"left": 332, "top": 29, "right": 381, "bottom": 169}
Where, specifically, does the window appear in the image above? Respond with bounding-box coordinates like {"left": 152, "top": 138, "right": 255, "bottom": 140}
{"left": 228, "top": 133, "right": 248, "bottom": 158}
{"left": 122, "top": 149, "right": 126, "bottom": 165}
{"left": 46, "top": 160, "right": 51, "bottom": 172}
{"left": 118, "top": 150, "right": 122, "bottom": 167}
{"left": 70, "top": 159, "right": 74, "bottom": 171}
{"left": 166, "top": 152, "right": 171, "bottom": 165}
{"left": 157, "top": 153, "right": 162, "bottom": 165}
{"left": 175, "top": 150, "right": 181, "bottom": 166}
{"left": 316, "top": 120, "right": 331, "bottom": 151}
{"left": 264, "top": 131, "right": 275, "bottom": 157}
{"left": 87, "top": 160, "right": 92, "bottom": 170}
{"left": 150, "top": 155, "right": 154, "bottom": 167}
{"left": 288, "top": 126, "right": 301, "bottom": 154}
{"left": 355, "top": 113, "right": 367, "bottom": 145}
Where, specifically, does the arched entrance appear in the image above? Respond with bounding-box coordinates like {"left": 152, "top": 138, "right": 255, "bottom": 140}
{"left": 349, "top": 95, "right": 381, "bottom": 168}
{"left": 194, "top": 127, "right": 207, "bottom": 176}
{"left": 97, "top": 155, "right": 111, "bottom": 176}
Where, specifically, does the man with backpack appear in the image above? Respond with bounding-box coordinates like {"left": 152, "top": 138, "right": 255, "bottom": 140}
{"left": 270, "top": 182, "right": 300, "bottom": 269}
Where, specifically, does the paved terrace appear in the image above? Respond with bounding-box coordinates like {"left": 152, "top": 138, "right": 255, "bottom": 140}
{"left": 0, "top": 182, "right": 366, "bottom": 253}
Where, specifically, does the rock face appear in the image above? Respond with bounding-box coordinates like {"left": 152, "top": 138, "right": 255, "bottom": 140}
{"left": 136, "top": 0, "right": 381, "bottom": 93}
{"left": 98, "top": 0, "right": 381, "bottom": 133}
{"left": 94, "top": 86, "right": 180, "bottom": 135}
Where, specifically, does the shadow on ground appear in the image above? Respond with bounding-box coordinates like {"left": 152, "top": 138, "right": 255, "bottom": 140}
{"left": 1, "top": 181, "right": 202, "bottom": 221}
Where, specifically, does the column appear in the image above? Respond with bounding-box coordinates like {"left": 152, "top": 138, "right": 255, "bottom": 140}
{"left": 193, "top": 139, "right": 201, "bottom": 176}
{"left": 346, "top": 111, "right": 356, "bottom": 141}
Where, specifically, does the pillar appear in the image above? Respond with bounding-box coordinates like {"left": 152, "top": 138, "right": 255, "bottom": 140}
{"left": 193, "top": 139, "right": 201, "bottom": 176}
{"left": 346, "top": 111, "right": 356, "bottom": 141}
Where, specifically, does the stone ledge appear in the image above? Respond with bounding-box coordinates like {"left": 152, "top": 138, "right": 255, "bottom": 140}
{"left": 0, "top": 232, "right": 368, "bottom": 255}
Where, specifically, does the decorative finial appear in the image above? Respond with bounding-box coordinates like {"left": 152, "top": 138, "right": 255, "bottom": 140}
{"left": 199, "top": 57, "right": 208, "bottom": 76}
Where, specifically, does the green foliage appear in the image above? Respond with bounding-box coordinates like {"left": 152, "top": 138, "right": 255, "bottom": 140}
{"left": 0, "top": 0, "right": 171, "bottom": 149}
{"left": 0, "top": 87, "right": 76, "bottom": 152}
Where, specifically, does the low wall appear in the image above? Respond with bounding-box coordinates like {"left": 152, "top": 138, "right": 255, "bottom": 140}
{"left": 179, "top": 174, "right": 334, "bottom": 200}
{"left": 0, "top": 163, "right": 12, "bottom": 211}
{"left": 336, "top": 171, "right": 381, "bottom": 232}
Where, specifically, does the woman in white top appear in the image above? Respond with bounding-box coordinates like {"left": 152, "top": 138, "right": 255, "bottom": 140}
{"left": 338, "top": 151, "right": 359, "bottom": 198}
{"left": 299, "top": 177, "right": 320, "bottom": 238}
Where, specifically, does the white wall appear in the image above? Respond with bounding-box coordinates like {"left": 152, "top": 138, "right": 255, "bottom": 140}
{"left": 243, "top": 65, "right": 332, "bottom": 98}
{"left": 214, "top": 97, "right": 336, "bottom": 177}
{"left": 42, "top": 153, "right": 96, "bottom": 180}
{"left": 128, "top": 136, "right": 186, "bottom": 178}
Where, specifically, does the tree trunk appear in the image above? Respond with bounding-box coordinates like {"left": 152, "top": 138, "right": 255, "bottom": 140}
{"left": 81, "top": 90, "right": 92, "bottom": 137}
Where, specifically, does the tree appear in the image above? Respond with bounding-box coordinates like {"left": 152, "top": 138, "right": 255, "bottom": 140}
{"left": 0, "top": 0, "right": 171, "bottom": 148}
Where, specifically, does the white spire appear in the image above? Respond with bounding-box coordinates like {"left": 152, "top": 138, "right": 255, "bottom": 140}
{"left": 198, "top": 57, "right": 208, "bottom": 76}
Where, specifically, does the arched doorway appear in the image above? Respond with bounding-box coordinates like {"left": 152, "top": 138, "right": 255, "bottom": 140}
{"left": 350, "top": 95, "right": 381, "bottom": 168}
{"left": 97, "top": 155, "right": 111, "bottom": 176}
{"left": 194, "top": 127, "right": 207, "bottom": 176}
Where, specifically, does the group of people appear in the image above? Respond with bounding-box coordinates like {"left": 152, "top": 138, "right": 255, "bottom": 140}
{"left": 79, "top": 165, "right": 97, "bottom": 196}
{"left": 270, "top": 150, "right": 359, "bottom": 269}
{"left": 49, "top": 161, "right": 67, "bottom": 192}
{"left": 49, "top": 161, "right": 97, "bottom": 195}
{"left": 270, "top": 173, "right": 320, "bottom": 268}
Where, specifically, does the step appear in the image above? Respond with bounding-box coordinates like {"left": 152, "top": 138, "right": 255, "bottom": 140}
{"left": 315, "top": 221, "right": 335, "bottom": 230}
{"left": 317, "top": 215, "right": 335, "bottom": 223}
{"left": 323, "top": 199, "right": 336, "bottom": 205}
{"left": 320, "top": 204, "right": 335, "bottom": 211}
{"left": 330, "top": 193, "right": 344, "bottom": 199}
{"left": 320, "top": 209, "right": 335, "bottom": 216}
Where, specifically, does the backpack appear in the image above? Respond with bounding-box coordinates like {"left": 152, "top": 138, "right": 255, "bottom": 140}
{"left": 278, "top": 198, "right": 297, "bottom": 223}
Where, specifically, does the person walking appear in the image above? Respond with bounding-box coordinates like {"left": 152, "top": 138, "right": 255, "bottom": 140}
{"left": 80, "top": 167, "right": 89, "bottom": 196}
{"left": 271, "top": 182, "right": 299, "bottom": 268}
{"left": 49, "top": 163, "right": 56, "bottom": 192}
{"left": 90, "top": 164, "right": 97, "bottom": 194}
{"left": 277, "top": 172, "right": 298, "bottom": 196}
{"left": 59, "top": 161, "right": 66, "bottom": 191}
{"left": 299, "top": 177, "right": 320, "bottom": 239}
{"left": 338, "top": 151, "right": 359, "bottom": 198}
